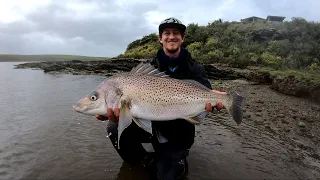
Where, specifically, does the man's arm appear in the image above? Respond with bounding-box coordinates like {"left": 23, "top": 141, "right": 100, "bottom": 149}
{"left": 189, "top": 63, "right": 225, "bottom": 111}
{"left": 190, "top": 63, "right": 212, "bottom": 90}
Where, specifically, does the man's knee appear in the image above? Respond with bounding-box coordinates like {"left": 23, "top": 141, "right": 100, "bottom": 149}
{"left": 154, "top": 149, "right": 189, "bottom": 180}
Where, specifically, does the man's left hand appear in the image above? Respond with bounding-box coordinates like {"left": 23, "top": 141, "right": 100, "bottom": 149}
{"left": 205, "top": 101, "right": 223, "bottom": 112}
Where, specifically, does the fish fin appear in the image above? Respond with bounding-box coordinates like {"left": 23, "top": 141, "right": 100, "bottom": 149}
{"left": 133, "top": 118, "right": 153, "bottom": 135}
{"left": 185, "top": 118, "right": 200, "bottom": 125}
{"left": 182, "top": 79, "right": 212, "bottom": 92}
{"left": 130, "top": 62, "right": 170, "bottom": 78}
{"left": 130, "top": 62, "right": 145, "bottom": 73}
{"left": 117, "top": 101, "right": 133, "bottom": 149}
{"left": 185, "top": 111, "right": 208, "bottom": 125}
{"left": 224, "top": 91, "right": 244, "bottom": 125}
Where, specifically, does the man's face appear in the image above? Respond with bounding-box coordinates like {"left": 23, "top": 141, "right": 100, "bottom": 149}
{"left": 159, "top": 28, "right": 184, "bottom": 54}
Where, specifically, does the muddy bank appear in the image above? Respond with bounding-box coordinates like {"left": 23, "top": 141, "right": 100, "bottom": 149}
{"left": 14, "top": 58, "right": 320, "bottom": 103}
{"left": 194, "top": 79, "right": 320, "bottom": 180}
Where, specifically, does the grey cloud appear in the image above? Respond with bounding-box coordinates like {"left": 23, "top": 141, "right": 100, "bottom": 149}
{"left": 0, "top": 0, "right": 158, "bottom": 57}
{"left": 1, "top": 0, "right": 319, "bottom": 57}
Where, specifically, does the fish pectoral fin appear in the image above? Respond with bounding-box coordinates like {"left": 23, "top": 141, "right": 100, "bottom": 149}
{"left": 133, "top": 118, "right": 153, "bottom": 135}
{"left": 117, "top": 101, "right": 133, "bottom": 149}
{"left": 185, "top": 111, "right": 208, "bottom": 125}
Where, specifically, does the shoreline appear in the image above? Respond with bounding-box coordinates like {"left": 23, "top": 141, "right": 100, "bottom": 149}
{"left": 13, "top": 58, "right": 320, "bottom": 104}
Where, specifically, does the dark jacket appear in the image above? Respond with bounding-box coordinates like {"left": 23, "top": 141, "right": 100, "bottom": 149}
{"left": 147, "top": 48, "right": 212, "bottom": 150}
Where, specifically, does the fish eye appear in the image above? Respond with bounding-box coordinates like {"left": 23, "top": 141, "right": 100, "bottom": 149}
{"left": 89, "top": 95, "right": 97, "bottom": 101}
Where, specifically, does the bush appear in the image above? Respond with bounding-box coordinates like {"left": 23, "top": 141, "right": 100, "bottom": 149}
{"left": 119, "top": 16, "right": 320, "bottom": 71}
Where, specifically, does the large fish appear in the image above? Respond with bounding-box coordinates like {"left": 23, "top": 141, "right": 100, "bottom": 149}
{"left": 73, "top": 62, "right": 244, "bottom": 148}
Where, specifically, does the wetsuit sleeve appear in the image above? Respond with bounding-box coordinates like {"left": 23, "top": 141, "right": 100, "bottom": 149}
{"left": 191, "top": 63, "right": 213, "bottom": 90}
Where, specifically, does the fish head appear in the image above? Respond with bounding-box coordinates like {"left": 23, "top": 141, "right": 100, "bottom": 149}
{"left": 73, "top": 88, "right": 108, "bottom": 116}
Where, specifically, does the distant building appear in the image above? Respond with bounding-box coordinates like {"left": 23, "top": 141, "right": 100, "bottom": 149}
{"left": 240, "top": 15, "right": 286, "bottom": 23}
{"left": 240, "top": 16, "right": 265, "bottom": 22}
{"left": 266, "top": 15, "right": 286, "bottom": 22}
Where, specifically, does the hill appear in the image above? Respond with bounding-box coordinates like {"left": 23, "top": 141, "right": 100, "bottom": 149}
{"left": 117, "top": 17, "right": 320, "bottom": 72}
{"left": 0, "top": 54, "right": 108, "bottom": 62}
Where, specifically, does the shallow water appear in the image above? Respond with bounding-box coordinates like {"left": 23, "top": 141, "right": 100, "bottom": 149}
{"left": 0, "top": 62, "right": 123, "bottom": 179}
{"left": 0, "top": 62, "right": 318, "bottom": 180}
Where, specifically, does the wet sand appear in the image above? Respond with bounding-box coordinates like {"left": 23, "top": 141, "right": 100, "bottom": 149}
{"left": 186, "top": 79, "right": 320, "bottom": 180}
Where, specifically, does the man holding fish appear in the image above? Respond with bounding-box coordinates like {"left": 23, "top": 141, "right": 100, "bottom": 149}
{"left": 75, "top": 17, "right": 243, "bottom": 180}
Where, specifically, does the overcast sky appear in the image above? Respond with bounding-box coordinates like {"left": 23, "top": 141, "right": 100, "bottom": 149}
{"left": 0, "top": 0, "right": 319, "bottom": 57}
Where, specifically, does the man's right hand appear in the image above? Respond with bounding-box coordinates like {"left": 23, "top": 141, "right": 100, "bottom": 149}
{"left": 95, "top": 107, "right": 120, "bottom": 123}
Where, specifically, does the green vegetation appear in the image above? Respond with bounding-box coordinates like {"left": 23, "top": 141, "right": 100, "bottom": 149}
{"left": 118, "top": 33, "right": 162, "bottom": 59}
{"left": 0, "top": 54, "right": 108, "bottom": 62}
{"left": 257, "top": 67, "right": 320, "bottom": 83}
{"left": 118, "top": 17, "right": 320, "bottom": 74}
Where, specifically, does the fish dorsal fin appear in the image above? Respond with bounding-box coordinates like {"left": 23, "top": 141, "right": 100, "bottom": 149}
{"left": 183, "top": 79, "right": 212, "bottom": 92}
{"left": 130, "top": 62, "right": 169, "bottom": 78}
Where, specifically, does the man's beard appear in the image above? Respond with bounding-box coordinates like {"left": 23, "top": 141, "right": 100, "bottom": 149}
{"left": 167, "top": 48, "right": 179, "bottom": 54}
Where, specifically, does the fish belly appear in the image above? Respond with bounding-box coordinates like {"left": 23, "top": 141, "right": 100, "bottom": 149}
{"left": 129, "top": 102, "right": 205, "bottom": 121}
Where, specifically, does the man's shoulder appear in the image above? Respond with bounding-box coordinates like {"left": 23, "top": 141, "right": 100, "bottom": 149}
{"left": 145, "top": 50, "right": 162, "bottom": 68}
{"left": 183, "top": 49, "right": 205, "bottom": 72}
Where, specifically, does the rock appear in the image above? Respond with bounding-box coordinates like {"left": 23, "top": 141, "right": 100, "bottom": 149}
{"left": 270, "top": 75, "right": 320, "bottom": 103}
{"left": 310, "top": 105, "right": 320, "bottom": 111}
{"left": 277, "top": 114, "right": 285, "bottom": 118}
{"left": 310, "top": 153, "right": 320, "bottom": 160}
{"left": 284, "top": 127, "right": 291, "bottom": 132}
{"left": 289, "top": 108, "right": 298, "bottom": 112}
{"left": 305, "top": 118, "right": 315, "bottom": 123}
{"left": 281, "top": 119, "right": 289, "bottom": 124}
{"left": 244, "top": 114, "right": 251, "bottom": 118}
{"left": 203, "top": 64, "right": 240, "bottom": 80}
{"left": 245, "top": 71, "right": 273, "bottom": 84}
{"left": 256, "top": 99, "right": 264, "bottom": 104}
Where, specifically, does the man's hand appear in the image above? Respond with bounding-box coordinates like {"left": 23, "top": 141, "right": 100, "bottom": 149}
{"left": 205, "top": 101, "right": 223, "bottom": 112}
{"left": 95, "top": 107, "right": 120, "bottom": 122}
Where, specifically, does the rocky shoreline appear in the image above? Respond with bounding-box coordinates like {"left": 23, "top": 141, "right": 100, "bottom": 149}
{"left": 14, "top": 58, "right": 320, "bottom": 104}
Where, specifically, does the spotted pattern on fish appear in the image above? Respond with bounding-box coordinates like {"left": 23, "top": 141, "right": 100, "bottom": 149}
{"left": 103, "top": 73, "right": 227, "bottom": 121}
{"left": 73, "top": 62, "right": 244, "bottom": 149}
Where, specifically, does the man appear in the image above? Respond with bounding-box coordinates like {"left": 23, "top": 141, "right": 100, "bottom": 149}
{"left": 96, "top": 17, "right": 220, "bottom": 179}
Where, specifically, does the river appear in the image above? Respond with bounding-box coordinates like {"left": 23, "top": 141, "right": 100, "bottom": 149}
{"left": 1, "top": 62, "right": 318, "bottom": 180}
{"left": 0, "top": 62, "right": 126, "bottom": 179}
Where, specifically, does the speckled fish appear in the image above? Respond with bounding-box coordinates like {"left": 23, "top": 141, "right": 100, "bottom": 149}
{"left": 73, "top": 62, "right": 244, "bottom": 148}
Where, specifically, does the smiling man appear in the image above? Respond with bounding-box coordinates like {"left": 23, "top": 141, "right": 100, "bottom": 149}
{"left": 97, "top": 17, "right": 215, "bottom": 180}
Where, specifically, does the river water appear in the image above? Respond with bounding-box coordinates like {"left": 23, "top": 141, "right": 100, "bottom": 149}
{"left": 1, "top": 62, "right": 316, "bottom": 180}
{"left": 0, "top": 62, "right": 126, "bottom": 179}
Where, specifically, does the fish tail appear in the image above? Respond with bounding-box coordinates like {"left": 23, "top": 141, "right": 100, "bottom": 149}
{"left": 226, "top": 91, "right": 244, "bottom": 125}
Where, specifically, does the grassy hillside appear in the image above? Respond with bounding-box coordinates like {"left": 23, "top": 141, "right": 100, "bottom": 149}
{"left": 0, "top": 54, "right": 108, "bottom": 62}
{"left": 118, "top": 17, "right": 320, "bottom": 73}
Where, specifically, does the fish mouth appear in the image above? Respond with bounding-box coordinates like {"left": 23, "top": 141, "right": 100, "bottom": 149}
{"left": 73, "top": 105, "right": 80, "bottom": 112}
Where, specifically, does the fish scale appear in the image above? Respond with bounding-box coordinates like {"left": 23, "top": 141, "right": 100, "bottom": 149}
{"left": 73, "top": 62, "right": 245, "bottom": 149}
